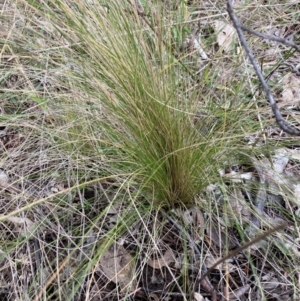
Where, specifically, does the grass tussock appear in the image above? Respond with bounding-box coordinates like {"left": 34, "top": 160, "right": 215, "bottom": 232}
{"left": 28, "top": 0, "right": 259, "bottom": 208}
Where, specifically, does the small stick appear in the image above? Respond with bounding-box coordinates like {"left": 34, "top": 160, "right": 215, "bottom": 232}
{"left": 227, "top": 0, "right": 300, "bottom": 135}
{"left": 198, "top": 223, "right": 287, "bottom": 283}
{"left": 240, "top": 25, "right": 300, "bottom": 52}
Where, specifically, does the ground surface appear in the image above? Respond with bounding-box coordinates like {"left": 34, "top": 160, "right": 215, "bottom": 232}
{"left": 0, "top": 1, "right": 300, "bottom": 300}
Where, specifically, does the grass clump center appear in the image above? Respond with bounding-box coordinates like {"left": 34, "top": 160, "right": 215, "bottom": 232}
{"left": 40, "top": 0, "right": 246, "bottom": 208}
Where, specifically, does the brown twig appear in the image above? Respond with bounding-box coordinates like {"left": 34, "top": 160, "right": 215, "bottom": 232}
{"left": 283, "top": 62, "right": 300, "bottom": 76}
{"left": 227, "top": 0, "right": 300, "bottom": 136}
{"left": 198, "top": 223, "right": 287, "bottom": 283}
{"left": 240, "top": 25, "right": 300, "bottom": 53}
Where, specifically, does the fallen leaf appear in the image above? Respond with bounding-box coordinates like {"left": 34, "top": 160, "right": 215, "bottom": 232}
{"left": 206, "top": 220, "right": 238, "bottom": 250}
{"left": 273, "top": 148, "right": 289, "bottom": 173}
{"left": 280, "top": 73, "right": 300, "bottom": 106}
{"left": 99, "top": 243, "right": 136, "bottom": 290}
{"left": 194, "top": 292, "right": 204, "bottom": 301}
{"left": 214, "top": 20, "right": 236, "bottom": 52}
{"left": 147, "top": 248, "right": 176, "bottom": 269}
{"left": 0, "top": 170, "right": 9, "bottom": 188}
{"left": 228, "top": 284, "right": 250, "bottom": 300}
{"left": 227, "top": 188, "right": 251, "bottom": 225}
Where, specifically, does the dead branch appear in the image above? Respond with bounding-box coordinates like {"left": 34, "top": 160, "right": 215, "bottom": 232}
{"left": 227, "top": 0, "right": 300, "bottom": 136}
